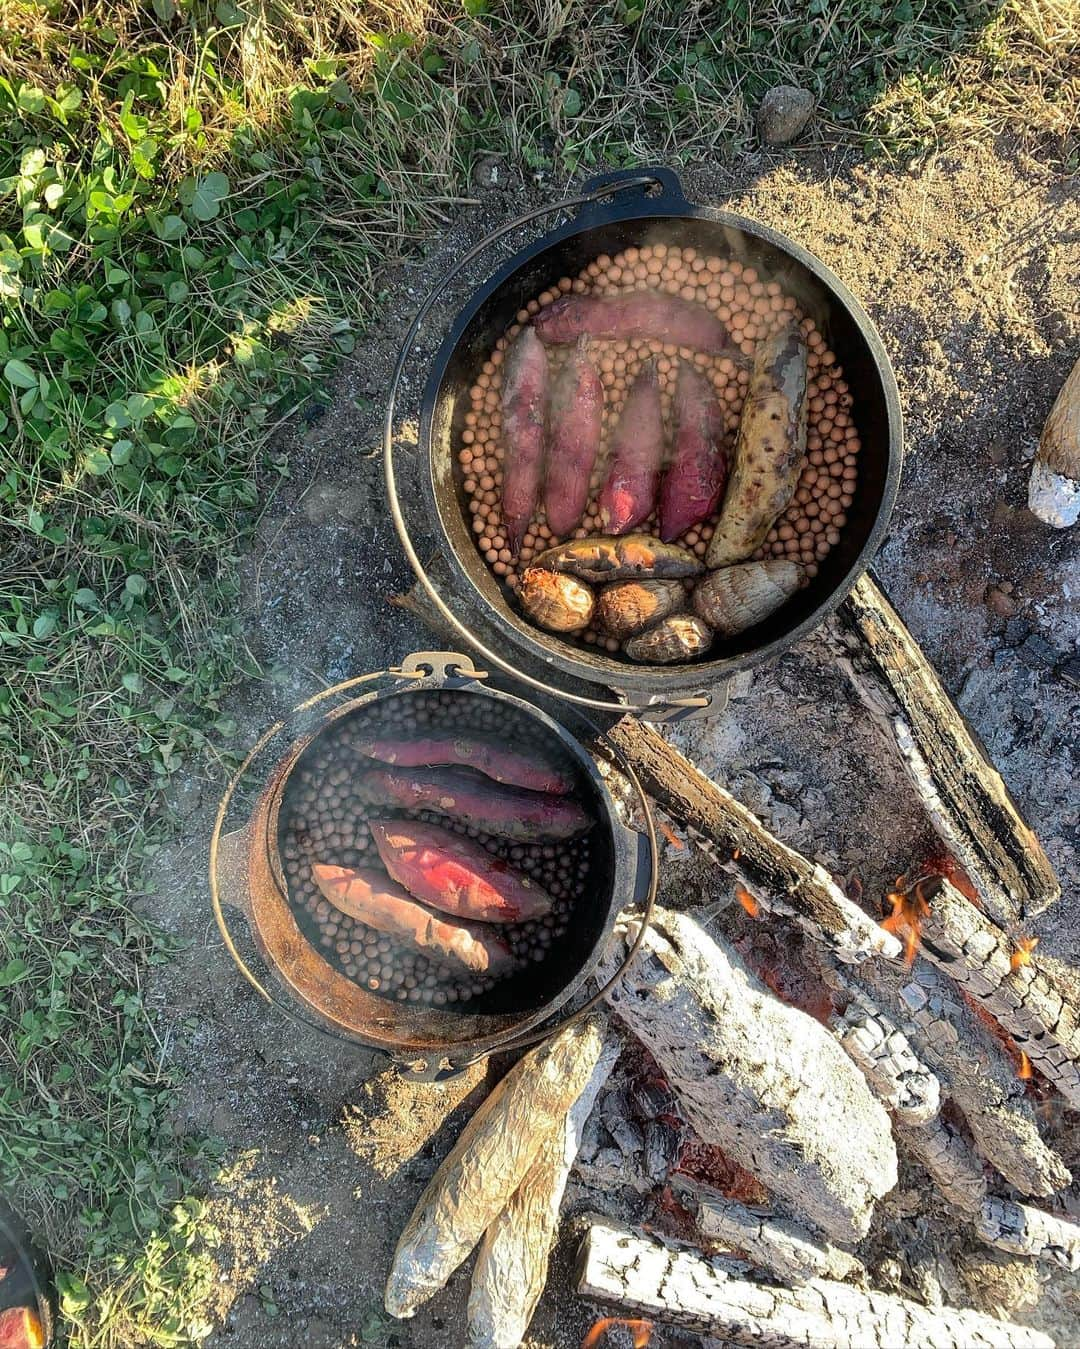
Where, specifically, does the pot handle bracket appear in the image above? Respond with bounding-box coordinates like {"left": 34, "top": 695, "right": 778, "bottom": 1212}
{"left": 573, "top": 166, "right": 689, "bottom": 229}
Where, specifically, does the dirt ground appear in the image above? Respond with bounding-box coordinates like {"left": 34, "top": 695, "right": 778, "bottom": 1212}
{"left": 149, "top": 135, "right": 1079, "bottom": 1347}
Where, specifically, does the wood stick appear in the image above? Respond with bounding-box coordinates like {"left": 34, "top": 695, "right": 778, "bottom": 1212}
{"left": 893, "top": 1116, "right": 988, "bottom": 1216}
{"left": 978, "top": 1196, "right": 1080, "bottom": 1271}
{"left": 575, "top": 1219, "right": 1054, "bottom": 1348}
{"left": 830, "top": 573, "right": 1059, "bottom": 925}
{"left": 849, "top": 958, "right": 1070, "bottom": 1198}
{"left": 605, "top": 718, "right": 901, "bottom": 966}
{"left": 670, "top": 1177, "right": 864, "bottom": 1284}
{"left": 829, "top": 999, "right": 941, "bottom": 1125}
{"left": 599, "top": 906, "right": 897, "bottom": 1244}
{"left": 384, "top": 1013, "right": 616, "bottom": 1319}
{"left": 465, "top": 1033, "right": 621, "bottom": 1348}
{"left": 921, "top": 879, "right": 1080, "bottom": 1109}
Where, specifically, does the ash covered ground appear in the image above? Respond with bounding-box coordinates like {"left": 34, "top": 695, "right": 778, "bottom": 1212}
{"left": 148, "top": 139, "right": 1079, "bottom": 1346}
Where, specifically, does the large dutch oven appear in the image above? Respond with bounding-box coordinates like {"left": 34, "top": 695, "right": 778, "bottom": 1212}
{"left": 210, "top": 652, "right": 658, "bottom": 1079}
{"left": 385, "top": 165, "right": 903, "bottom": 712}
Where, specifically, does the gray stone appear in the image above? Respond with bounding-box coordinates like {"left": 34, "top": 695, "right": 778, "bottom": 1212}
{"left": 1017, "top": 633, "right": 1059, "bottom": 671}
{"left": 757, "top": 85, "right": 816, "bottom": 145}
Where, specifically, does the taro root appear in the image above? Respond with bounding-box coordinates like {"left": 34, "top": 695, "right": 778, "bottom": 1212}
{"left": 598, "top": 360, "right": 665, "bottom": 535}
{"left": 354, "top": 730, "right": 574, "bottom": 794}
{"left": 518, "top": 568, "right": 595, "bottom": 633}
{"left": 500, "top": 327, "right": 549, "bottom": 555}
{"left": 596, "top": 579, "right": 686, "bottom": 641}
{"left": 707, "top": 322, "right": 809, "bottom": 567}
{"left": 312, "top": 864, "right": 514, "bottom": 975}
{"left": 693, "top": 560, "right": 805, "bottom": 636}
{"left": 533, "top": 534, "right": 702, "bottom": 583}
{"left": 658, "top": 361, "right": 729, "bottom": 542}
{"left": 624, "top": 613, "right": 713, "bottom": 664}
{"left": 533, "top": 291, "right": 743, "bottom": 357}
{"left": 354, "top": 765, "right": 592, "bottom": 841}
{"left": 544, "top": 338, "right": 604, "bottom": 537}
{"left": 371, "top": 819, "right": 555, "bottom": 923}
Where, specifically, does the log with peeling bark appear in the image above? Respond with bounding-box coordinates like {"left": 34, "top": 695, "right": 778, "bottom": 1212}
{"left": 978, "top": 1196, "right": 1080, "bottom": 1271}
{"left": 894, "top": 1115, "right": 988, "bottom": 1216}
{"left": 575, "top": 1218, "right": 1055, "bottom": 1348}
{"left": 599, "top": 906, "right": 897, "bottom": 1244}
{"left": 844, "top": 956, "right": 1070, "bottom": 1198}
{"left": 670, "top": 1177, "right": 864, "bottom": 1284}
{"left": 385, "top": 1014, "right": 615, "bottom": 1319}
{"left": 464, "top": 1033, "right": 621, "bottom": 1349}
{"left": 829, "top": 573, "right": 1060, "bottom": 926}
{"left": 921, "top": 878, "right": 1080, "bottom": 1109}
{"left": 830, "top": 999, "right": 941, "bottom": 1125}
{"left": 605, "top": 718, "right": 901, "bottom": 965}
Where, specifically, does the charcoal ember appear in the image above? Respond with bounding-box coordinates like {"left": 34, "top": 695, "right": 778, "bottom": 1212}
{"left": 644, "top": 1120, "right": 679, "bottom": 1184}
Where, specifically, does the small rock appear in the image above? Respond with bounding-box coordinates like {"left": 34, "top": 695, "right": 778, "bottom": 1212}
{"left": 1002, "top": 618, "right": 1030, "bottom": 647}
{"left": 985, "top": 585, "right": 1017, "bottom": 617}
{"left": 1059, "top": 655, "right": 1080, "bottom": 688}
{"left": 1017, "top": 633, "right": 1058, "bottom": 671}
{"left": 472, "top": 155, "right": 505, "bottom": 190}
{"left": 756, "top": 85, "right": 816, "bottom": 145}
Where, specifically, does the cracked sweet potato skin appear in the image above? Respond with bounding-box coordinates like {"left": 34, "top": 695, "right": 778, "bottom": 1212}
{"left": 659, "top": 361, "right": 729, "bottom": 542}
{"left": 544, "top": 338, "right": 604, "bottom": 537}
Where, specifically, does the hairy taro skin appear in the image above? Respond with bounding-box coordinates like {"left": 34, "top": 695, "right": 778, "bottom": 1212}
{"left": 598, "top": 360, "right": 665, "bottom": 535}
{"left": 518, "top": 567, "right": 596, "bottom": 634}
{"left": 624, "top": 613, "right": 713, "bottom": 664}
{"left": 500, "top": 327, "right": 550, "bottom": 555}
{"left": 692, "top": 560, "right": 805, "bottom": 636}
{"left": 544, "top": 338, "right": 604, "bottom": 537}
{"left": 707, "top": 324, "right": 809, "bottom": 568}
{"left": 533, "top": 291, "right": 741, "bottom": 356}
{"left": 659, "top": 362, "right": 730, "bottom": 542}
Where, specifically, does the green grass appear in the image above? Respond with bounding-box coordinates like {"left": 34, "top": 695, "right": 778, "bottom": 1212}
{"left": 0, "top": 0, "right": 1075, "bottom": 1344}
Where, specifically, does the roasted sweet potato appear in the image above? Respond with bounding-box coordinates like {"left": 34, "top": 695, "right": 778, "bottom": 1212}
{"left": 533, "top": 292, "right": 741, "bottom": 356}
{"left": 544, "top": 338, "right": 604, "bottom": 537}
{"left": 353, "top": 732, "right": 575, "bottom": 795}
{"left": 501, "top": 327, "right": 549, "bottom": 555}
{"left": 659, "top": 362, "right": 729, "bottom": 541}
{"left": 598, "top": 361, "right": 664, "bottom": 534}
{"left": 533, "top": 534, "right": 702, "bottom": 583}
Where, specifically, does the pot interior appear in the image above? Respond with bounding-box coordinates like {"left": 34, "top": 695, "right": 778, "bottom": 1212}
{"left": 423, "top": 211, "right": 901, "bottom": 689}
{"left": 265, "top": 684, "right": 624, "bottom": 1054}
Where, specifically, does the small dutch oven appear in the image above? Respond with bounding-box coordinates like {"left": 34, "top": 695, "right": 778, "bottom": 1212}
{"left": 211, "top": 652, "right": 658, "bottom": 1080}
{"left": 384, "top": 164, "right": 903, "bottom": 714}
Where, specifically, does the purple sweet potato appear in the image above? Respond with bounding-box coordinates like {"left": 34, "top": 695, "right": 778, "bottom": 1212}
{"left": 312, "top": 864, "right": 514, "bottom": 975}
{"left": 544, "top": 338, "right": 604, "bottom": 536}
{"left": 533, "top": 291, "right": 742, "bottom": 357}
{"left": 500, "top": 327, "right": 549, "bottom": 556}
{"left": 353, "top": 731, "right": 575, "bottom": 795}
{"left": 370, "top": 820, "right": 554, "bottom": 923}
{"left": 658, "top": 362, "right": 729, "bottom": 541}
{"left": 598, "top": 360, "right": 664, "bottom": 535}
{"left": 355, "top": 765, "right": 592, "bottom": 840}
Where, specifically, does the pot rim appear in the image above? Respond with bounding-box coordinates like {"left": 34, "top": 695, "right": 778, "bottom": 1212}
{"left": 416, "top": 177, "right": 903, "bottom": 694}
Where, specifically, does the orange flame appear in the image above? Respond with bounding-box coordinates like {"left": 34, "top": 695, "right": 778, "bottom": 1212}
{"left": 1010, "top": 936, "right": 1039, "bottom": 972}
{"left": 582, "top": 1318, "right": 654, "bottom": 1349}
{"left": 736, "top": 886, "right": 760, "bottom": 919}
{"left": 880, "top": 875, "right": 932, "bottom": 966}
{"left": 732, "top": 847, "right": 742, "bottom": 860}
{"left": 1019, "top": 1050, "right": 1033, "bottom": 1080}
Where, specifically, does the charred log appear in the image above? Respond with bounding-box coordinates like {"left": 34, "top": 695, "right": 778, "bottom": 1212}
{"left": 575, "top": 1219, "right": 1054, "bottom": 1348}
{"left": 894, "top": 1116, "right": 988, "bottom": 1216}
{"left": 599, "top": 906, "right": 897, "bottom": 1244}
{"left": 830, "top": 999, "right": 941, "bottom": 1125}
{"left": 829, "top": 573, "right": 1059, "bottom": 925}
{"left": 606, "top": 718, "right": 901, "bottom": 965}
{"left": 978, "top": 1196, "right": 1080, "bottom": 1272}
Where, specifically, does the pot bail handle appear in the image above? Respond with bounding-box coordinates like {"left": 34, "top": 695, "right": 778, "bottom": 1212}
{"left": 573, "top": 166, "right": 689, "bottom": 228}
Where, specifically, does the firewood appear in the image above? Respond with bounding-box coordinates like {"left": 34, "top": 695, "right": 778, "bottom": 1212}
{"left": 851, "top": 958, "right": 1070, "bottom": 1198}
{"left": 599, "top": 906, "right": 897, "bottom": 1244}
{"left": 830, "top": 999, "right": 941, "bottom": 1125}
{"left": 464, "top": 1033, "right": 621, "bottom": 1349}
{"left": 670, "top": 1177, "right": 864, "bottom": 1284}
{"left": 978, "top": 1196, "right": 1080, "bottom": 1271}
{"left": 894, "top": 1116, "right": 988, "bottom": 1216}
{"left": 921, "top": 878, "right": 1080, "bottom": 1109}
{"left": 830, "top": 573, "right": 1060, "bottom": 925}
{"left": 385, "top": 1014, "right": 616, "bottom": 1319}
{"left": 575, "top": 1218, "right": 1054, "bottom": 1348}
{"left": 606, "top": 718, "right": 901, "bottom": 965}
{"left": 1028, "top": 354, "right": 1080, "bottom": 528}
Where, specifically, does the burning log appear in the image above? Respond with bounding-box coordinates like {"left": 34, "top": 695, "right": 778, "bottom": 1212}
{"left": 830, "top": 999, "right": 941, "bottom": 1125}
{"left": 599, "top": 906, "right": 897, "bottom": 1244}
{"left": 385, "top": 1014, "right": 617, "bottom": 1319}
{"left": 465, "top": 1032, "right": 621, "bottom": 1349}
{"left": 850, "top": 958, "right": 1070, "bottom": 1198}
{"left": 893, "top": 1116, "right": 988, "bottom": 1216}
{"left": 830, "top": 573, "right": 1060, "bottom": 925}
{"left": 920, "top": 878, "right": 1080, "bottom": 1109}
{"left": 606, "top": 718, "right": 901, "bottom": 966}
{"left": 670, "top": 1176, "right": 864, "bottom": 1284}
{"left": 575, "top": 1218, "right": 1054, "bottom": 1348}
{"left": 978, "top": 1196, "right": 1080, "bottom": 1272}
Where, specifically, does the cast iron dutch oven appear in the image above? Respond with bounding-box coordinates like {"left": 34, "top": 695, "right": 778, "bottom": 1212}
{"left": 385, "top": 165, "right": 903, "bottom": 712}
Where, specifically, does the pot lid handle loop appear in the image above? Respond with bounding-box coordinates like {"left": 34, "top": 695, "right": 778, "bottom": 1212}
{"left": 573, "top": 166, "right": 689, "bottom": 229}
